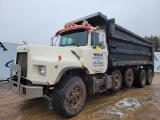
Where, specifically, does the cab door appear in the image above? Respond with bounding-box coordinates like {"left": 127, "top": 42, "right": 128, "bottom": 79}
{"left": 90, "top": 31, "right": 108, "bottom": 74}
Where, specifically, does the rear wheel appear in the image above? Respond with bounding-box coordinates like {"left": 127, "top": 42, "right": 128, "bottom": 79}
{"left": 146, "top": 69, "right": 153, "bottom": 85}
{"left": 122, "top": 68, "right": 134, "bottom": 88}
{"left": 52, "top": 76, "right": 86, "bottom": 118}
{"left": 109, "top": 69, "right": 122, "bottom": 93}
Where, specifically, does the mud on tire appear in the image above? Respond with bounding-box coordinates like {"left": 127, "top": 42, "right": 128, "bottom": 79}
{"left": 122, "top": 68, "right": 134, "bottom": 88}
{"left": 134, "top": 69, "right": 146, "bottom": 88}
{"left": 109, "top": 69, "right": 122, "bottom": 93}
{"left": 52, "top": 76, "right": 86, "bottom": 118}
{"left": 146, "top": 69, "right": 153, "bottom": 85}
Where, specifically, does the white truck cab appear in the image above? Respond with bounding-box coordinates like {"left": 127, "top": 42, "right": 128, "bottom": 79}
{"left": 55, "top": 23, "right": 108, "bottom": 74}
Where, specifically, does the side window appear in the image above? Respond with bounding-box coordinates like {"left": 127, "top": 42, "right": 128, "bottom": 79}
{"left": 91, "top": 32, "right": 99, "bottom": 46}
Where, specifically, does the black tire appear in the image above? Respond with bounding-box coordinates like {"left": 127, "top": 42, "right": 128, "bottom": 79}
{"left": 133, "top": 70, "right": 139, "bottom": 86}
{"left": 52, "top": 76, "right": 86, "bottom": 118}
{"left": 122, "top": 68, "right": 134, "bottom": 88}
{"left": 146, "top": 69, "right": 153, "bottom": 85}
{"left": 109, "top": 69, "right": 122, "bottom": 93}
{"left": 134, "top": 69, "right": 146, "bottom": 88}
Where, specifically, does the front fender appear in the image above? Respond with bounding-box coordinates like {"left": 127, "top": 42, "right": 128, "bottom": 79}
{"left": 54, "top": 67, "right": 84, "bottom": 84}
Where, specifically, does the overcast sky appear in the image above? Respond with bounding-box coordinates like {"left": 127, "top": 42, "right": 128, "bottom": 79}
{"left": 0, "top": 0, "right": 160, "bottom": 45}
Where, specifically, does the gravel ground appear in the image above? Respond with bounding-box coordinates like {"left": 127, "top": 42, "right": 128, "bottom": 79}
{"left": 0, "top": 73, "right": 160, "bottom": 120}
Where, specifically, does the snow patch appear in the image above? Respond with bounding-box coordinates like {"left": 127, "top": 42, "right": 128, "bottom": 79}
{"left": 107, "top": 98, "right": 141, "bottom": 117}
{"left": 107, "top": 107, "right": 124, "bottom": 116}
{"left": 115, "top": 98, "right": 141, "bottom": 108}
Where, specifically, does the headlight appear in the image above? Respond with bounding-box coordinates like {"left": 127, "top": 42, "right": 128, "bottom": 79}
{"left": 40, "top": 66, "right": 46, "bottom": 76}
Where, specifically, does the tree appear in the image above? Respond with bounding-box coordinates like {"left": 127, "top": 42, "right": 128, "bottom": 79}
{"left": 145, "top": 36, "right": 160, "bottom": 52}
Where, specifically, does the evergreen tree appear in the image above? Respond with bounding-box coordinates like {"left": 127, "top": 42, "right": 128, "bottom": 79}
{"left": 145, "top": 36, "right": 160, "bottom": 52}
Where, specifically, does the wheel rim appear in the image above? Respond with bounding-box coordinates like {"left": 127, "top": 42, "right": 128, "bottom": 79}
{"left": 113, "top": 74, "right": 121, "bottom": 88}
{"left": 67, "top": 86, "right": 82, "bottom": 108}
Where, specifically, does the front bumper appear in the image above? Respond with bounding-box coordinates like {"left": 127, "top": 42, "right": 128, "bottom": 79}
{"left": 10, "top": 64, "right": 43, "bottom": 99}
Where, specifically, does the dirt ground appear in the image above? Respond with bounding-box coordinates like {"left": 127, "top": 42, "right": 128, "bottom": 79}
{"left": 0, "top": 73, "right": 160, "bottom": 120}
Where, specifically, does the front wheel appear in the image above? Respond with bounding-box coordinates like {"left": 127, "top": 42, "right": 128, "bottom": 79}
{"left": 52, "top": 76, "right": 86, "bottom": 118}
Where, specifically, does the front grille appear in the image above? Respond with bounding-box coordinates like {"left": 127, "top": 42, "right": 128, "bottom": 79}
{"left": 16, "top": 52, "right": 27, "bottom": 77}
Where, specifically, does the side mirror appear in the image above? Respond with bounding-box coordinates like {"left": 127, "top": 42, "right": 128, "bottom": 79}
{"left": 50, "top": 35, "right": 58, "bottom": 46}
{"left": 99, "top": 32, "right": 104, "bottom": 44}
{"left": 99, "top": 32, "right": 106, "bottom": 49}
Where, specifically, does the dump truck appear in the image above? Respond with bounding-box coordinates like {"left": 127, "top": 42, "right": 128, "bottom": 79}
{"left": 9, "top": 12, "right": 154, "bottom": 118}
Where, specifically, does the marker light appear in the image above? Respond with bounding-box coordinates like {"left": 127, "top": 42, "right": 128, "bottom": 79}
{"left": 55, "top": 65, "right": 58, "bottom": 69}
{"left": 72, "top": 23, "right": 75, "bottom": 26}
{"left": 83, "top": 22, "right": 88, "bottom": 26}
{"left": 68, "top": 24, "right": 71, "bottom": 27}
{"left": 96, "top": 26, "right": 100, "bottom": 29}
{"left": 58, "top": 55, "right": 62, "bottom": 61}
{"left": 64, "top": 25, "right": 67, "bottom": 28}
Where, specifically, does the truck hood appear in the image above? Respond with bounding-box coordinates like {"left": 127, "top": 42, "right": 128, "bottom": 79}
{"left": 16, "top": 45, "right": 83, "bottom": 85}
{"left": 17, "top": 44, "right": 81, "bottom": 62}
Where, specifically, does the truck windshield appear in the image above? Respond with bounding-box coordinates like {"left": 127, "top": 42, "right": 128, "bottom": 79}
{"left": 59, "top": 29, "right": 88, "bottom": 46}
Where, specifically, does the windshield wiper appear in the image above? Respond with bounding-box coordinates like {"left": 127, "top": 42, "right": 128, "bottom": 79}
{"left": 71, "top": 50, "right": 80, "bottom": 59}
